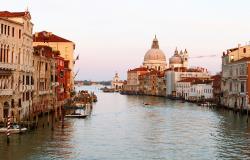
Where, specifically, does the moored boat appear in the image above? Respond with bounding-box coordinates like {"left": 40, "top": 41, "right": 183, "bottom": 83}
{"left": 65, "top": 113, "right": 88, "bottom": 118}
{"left": 0, "top": 125, "right": 27, "bottom": 134}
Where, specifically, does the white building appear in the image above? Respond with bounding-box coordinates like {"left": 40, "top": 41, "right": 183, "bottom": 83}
{"left": 176, "top": 78, "right": 213, "bottom": 100}
{"left": 189, "top": 82, "right": 213, "bottom": 101}
{"left": 165, "top": 67, "right": 210, "bottom": 97}
{"left": 111, "top": 73, "right": 124, "bottom": 91}
{"left": 0, "top": 10, "right": 34, "bottom": 122}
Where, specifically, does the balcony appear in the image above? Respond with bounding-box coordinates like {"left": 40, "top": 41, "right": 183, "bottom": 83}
{"left": 19, "top": 65, "right": 34, "bottom": 73}
{"left": 0, "top": 89, "right": 13, "bottom": 96}
{"left": 0, "top": 62, "right": 17, "bottom": 71}
{"left": 39, "top": 90, "right": 49, "bottom": 95}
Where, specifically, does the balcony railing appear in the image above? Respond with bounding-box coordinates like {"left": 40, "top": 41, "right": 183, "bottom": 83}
{"left": 0, "top": 89, "right": 13, "bottom": 96}
{"left": 0, "top": 62, "right": 17, "bottom": 70}
{"left": 39, "top": 90, "right": 49, "bottom": 95}
{"left": 19, "top": 65, "right": 34, "bottom": 72}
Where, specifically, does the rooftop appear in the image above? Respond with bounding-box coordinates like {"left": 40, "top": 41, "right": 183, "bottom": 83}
{"left": 0, "top": 11, "right": 31, "bottom": 19}
{"left": 128, "top": 67, "right": 149, "bottom": 72}
{"left": 33, "top": 31, "right": 73, "bottom": 43}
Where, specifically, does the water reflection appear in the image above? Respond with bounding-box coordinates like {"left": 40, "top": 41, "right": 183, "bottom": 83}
{"left": 0, "top": 85, "right": 250, "bottom": 159}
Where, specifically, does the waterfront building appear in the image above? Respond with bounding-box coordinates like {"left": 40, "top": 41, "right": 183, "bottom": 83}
{"left": 56, "top": 54, "right": 66, "bottom": 103}
{"left": 33, "top": 31, "right": 75, "bottom": 95}
{"left": 165, "top": 67, "right": 210, "bottom": 97}
{"left": 111, "top": 73, "right": 124, "bottom": 91}
{"left": 143, "top": 36, "right": 167, "bottom": 71}
{"left": 189, "top": 80, "right": 213, "bottom": 101}
{"left": 221, "top": 54, "right": 250, "bottom": 109}
{"left": 176, "top": 78, "right": 213, "bottom": 100}
{"left": 138, "top": 69, "right": 166, "bottom": 96}
{"left": 211, "top": 74, "right": 221, "bottom": 105}
{"left": 0, "top": 10, "right": 34, "bottom": 122}
{"left": 123, "top": 67, "right": 149, "bottom": 94}
{"left": 32, "top": 46, "right": 58, "bottom": 117}
{"left": 64, "top": 60, "right": 71, "bottom": 98}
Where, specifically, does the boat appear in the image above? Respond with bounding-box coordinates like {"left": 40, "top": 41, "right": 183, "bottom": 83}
{"left": 0, "top": 125, "right": 27, "bottom": 134}
{"left": 65, "top": 112, "right": 88, "bottom": 118}
{"left": 103, "top": 87, "right": 115, "bottom": 93}
{"left": 143, "top": 102, "right": 152, "bottom": 106}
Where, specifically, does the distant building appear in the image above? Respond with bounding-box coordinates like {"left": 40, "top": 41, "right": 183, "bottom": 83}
{"left": 169, "top": 48, "right": 189, "bottom": 69}
{"left": 176, "top": 78, "right": 213, "bottom": 100}
{"left": 124, "top": 67, "right": 149, "bottom": 93}
{"left": 138, "top": 69, "right": 166, "bottom": 96}
{"left": 33, "top": 31, "right": 75, "bottom": 94}
{"left": 143, "top": 36, "right": 167, "bottom": 71}
{"left": 111, "top": 73, "right": 124, "bottom": 91}
{"left": 165, "top": 67, "right": 210, "bottom": 97}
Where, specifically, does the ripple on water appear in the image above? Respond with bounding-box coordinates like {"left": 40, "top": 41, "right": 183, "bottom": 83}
{"left": 1, "top": 86, "right": 250, "bottom": 160}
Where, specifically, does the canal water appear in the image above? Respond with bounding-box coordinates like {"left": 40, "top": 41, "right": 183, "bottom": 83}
{"left": 1, "top": 85, "right": 250, "bottom": 160}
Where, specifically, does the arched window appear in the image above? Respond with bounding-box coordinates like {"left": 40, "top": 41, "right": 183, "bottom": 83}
{"left": 3, "top": 45, "right": 6, "bottom": 63}
{"left": 6, "top": 45, "right": 9, "bottom": 63}
{"left": 0, "top": 44, "right": 2, "bottom": 62}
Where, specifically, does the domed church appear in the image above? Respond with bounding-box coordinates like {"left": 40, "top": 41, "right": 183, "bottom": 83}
{"left": 143, "top": 36, "right": 167, "bottom": 71}
{"left": 169, "top": 48, "right": 189, "bottom": 68}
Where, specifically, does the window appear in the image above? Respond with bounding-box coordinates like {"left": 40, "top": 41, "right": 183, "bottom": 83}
{"left": 26, "top": 92, "right": 29, "bottom": 101}
{"left": 230, "top": 55, "right": 234, "bottom": 62}
{"left": 18, "top": 99, "right": 21, "bottom": 107}
{"left": 243, "top": 48, "right": 246, "bottom": 53}
{"left": 19, "top": 29, "right": 21, "bottom": 39}
{"left": 4, "top": 25, "right": 6, "bottom": 34}
{"left": 7, "top": 26, "right": 10, "bottom": 36}
{"left": 31, "top": 76, "right": 34, "bottom": 85}
{"left": 26, "top": 76, "right": 29, "bottom": 85}
{"left": 12, "top": 27, "right": 14, "bottom": 37}
{"left": 229, "top": 82, "right": 232, "bottom": 92}
{"left": 1, "top": 24, "right": 3, "bottom": 34}
{"left": 0, "top": 46, "right": 2, "bottom": 62}
{"left": 11, "top": 99, "right": 14, "bottom": 108}
{"left": 241, "top": 82, "right": 245, "bottom": 92}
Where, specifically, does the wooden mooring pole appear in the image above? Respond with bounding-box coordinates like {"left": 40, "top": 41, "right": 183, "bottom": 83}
{"left": 6, "top": 115, "right": 10, "bottom": 144}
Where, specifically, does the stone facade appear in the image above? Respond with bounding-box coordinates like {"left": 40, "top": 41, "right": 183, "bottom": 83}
{"left": 33, "top": 31, "right": 75, "bottom": 95}
{"left": 221, "top": 54, "right": 250, "bottom": 109}
{"left": 32, "top": 46, "right": 58, "bottom": 117}
{"left": 0, "top": 11, "right": 34, "bottom": 122}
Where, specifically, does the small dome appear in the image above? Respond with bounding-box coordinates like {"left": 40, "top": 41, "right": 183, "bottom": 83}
{"left": 170, "top": 54, "right": 182, "bottom": 64}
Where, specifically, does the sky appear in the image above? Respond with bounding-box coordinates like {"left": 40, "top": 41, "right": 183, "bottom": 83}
{"left": 1, "top": 0, "right": 250, "bottom": 81}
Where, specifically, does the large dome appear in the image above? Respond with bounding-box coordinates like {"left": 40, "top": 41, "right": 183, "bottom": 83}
{"left": 143, "top": 36, "right": 166, "bottom": 62}
{"left": 143, "top": 36, "right": 167, "bottom": 71}
{"left": 144, "top": 48, "right": 166, "bottom": 61}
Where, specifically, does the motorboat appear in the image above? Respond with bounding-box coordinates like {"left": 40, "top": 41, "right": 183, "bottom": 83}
{"left": 65, "top": 112, "right": 88, "bottom": 118}
{"left": 0, "top": 125, "right": 27, "bottom": 134}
